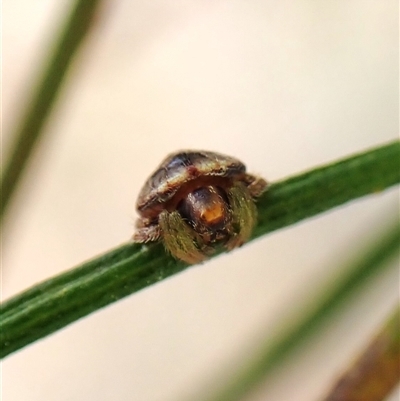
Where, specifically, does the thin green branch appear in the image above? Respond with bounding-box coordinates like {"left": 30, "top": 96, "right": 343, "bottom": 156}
{"left": 1, "top": 141, "right": 399, "bottom": 359}
{"left": 1, "top": 0, "right": 104, "bottom": 221}
{"left": 196, "top": 220, "right": 400, "bottom": 401}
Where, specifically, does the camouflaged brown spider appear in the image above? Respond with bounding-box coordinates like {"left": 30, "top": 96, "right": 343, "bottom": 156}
{"left": 133, "top": 150, "right": 267, "bottom": 264}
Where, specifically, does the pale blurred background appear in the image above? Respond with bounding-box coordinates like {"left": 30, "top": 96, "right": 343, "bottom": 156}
{"left": 2, "top": 1, "right": 399, "bottom": 400}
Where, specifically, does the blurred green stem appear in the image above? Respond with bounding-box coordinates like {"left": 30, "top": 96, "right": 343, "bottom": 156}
{"left": 197, "top": 222, "right": 399, "bottom": 401}
{"left": 0, "top": 141, "right": 399, "bottom": 359}
{"left": 1, "top": 0, "right": 104, "bottom": 222}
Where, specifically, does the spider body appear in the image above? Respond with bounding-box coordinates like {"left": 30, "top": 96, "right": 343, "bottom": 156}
{"left": 133, "top": 150, "right": 267, "bottom": 264}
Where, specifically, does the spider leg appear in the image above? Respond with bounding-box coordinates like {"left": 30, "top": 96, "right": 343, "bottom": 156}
{"left": 225, "top": 181, "right": 258, "bottom": 250}
{"left": 242, "top": 174, "right": 268, "bottom": 198}
{"left": 159, "top": 210, "right": 209, "bottom": 264}
{"left": 132, "top": 218, "right": 162, "bottom": 242}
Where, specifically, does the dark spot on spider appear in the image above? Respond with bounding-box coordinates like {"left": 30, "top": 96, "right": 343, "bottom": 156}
{"left": 187, "top": 165, "right": 199, "bottom": 177}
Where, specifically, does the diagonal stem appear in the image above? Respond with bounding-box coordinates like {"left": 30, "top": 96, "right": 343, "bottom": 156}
{"left": 197, "top": 221, "right": 399, "bottom": 401}
{"left": 1, "top": 0, "right": 105, "bottom": 222}
{"left": 1, "top": 140, "right": 399, "bottom": 359}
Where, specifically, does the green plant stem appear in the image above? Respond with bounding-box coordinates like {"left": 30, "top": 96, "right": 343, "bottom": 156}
{"left": 1, "top": 0, "right": 104, "bottom": 222}
{"left": 1, "top": 141, "right": 399, "bottom": 359}
{"left": 197, "top": 221, "right": 399, "bottom": 401}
